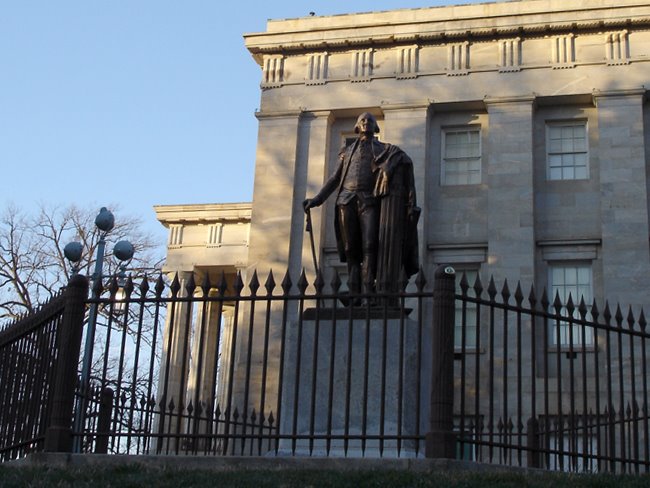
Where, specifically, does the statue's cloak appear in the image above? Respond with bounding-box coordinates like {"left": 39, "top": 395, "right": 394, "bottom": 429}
{"left": 372, "top": 144, "right": 420, "bottom": 292}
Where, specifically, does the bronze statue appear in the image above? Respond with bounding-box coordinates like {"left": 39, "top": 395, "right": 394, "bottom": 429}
{"left": 303, "top": 112, "right": 419, "bottom": 298}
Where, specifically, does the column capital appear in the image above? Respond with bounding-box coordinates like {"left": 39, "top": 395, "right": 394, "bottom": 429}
{"left": 592, "top": 88, "right": 646, "bottom": 106}
{"left": 299, "top": 109, "right": 334, "bottom": 123}
{"left": 380, "top": 100, "right": 432, "bottom": 113}
{"left": 483, "top": 94, "right": 537, "bottom": 110}
{"left": 255, "top": 109, "right": 303, "bottom": 121}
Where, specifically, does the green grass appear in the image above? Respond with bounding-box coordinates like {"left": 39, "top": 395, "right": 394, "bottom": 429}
{"left": 1, "top": 465, "right": 650, "bottom": 488}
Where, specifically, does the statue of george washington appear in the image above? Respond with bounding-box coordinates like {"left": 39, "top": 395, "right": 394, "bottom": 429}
{"left": 303, "top": 112, "right": 420, "bottom": 299}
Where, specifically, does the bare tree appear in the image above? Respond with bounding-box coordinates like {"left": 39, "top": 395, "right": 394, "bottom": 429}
{"left": 0, "top": 203, "right": 164, "bottom": 320}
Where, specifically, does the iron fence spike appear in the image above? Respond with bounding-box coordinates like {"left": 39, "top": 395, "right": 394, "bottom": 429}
{"left": 218, "top": 271, "right": 228, "bottom": 296}
{"left": 330, "top": 268, "right": 342, "bottom": 292}
{"left": 139, "top": 274, "right": 150, "bottom": 296}
{"left": 281, "top": 269, "right": 293, "bottom": 294}
{"left": 201, "top": 273, "right": 211, "bottom": 295}
{"left": 297, "top": 269, "right": 308, "bottom": 293}
{"left": 639, "top": 308, "right": 647, "bottom": 330}
{"left": 170, "top": 273, "right": 181, "bottom": 297}
{"left": 487, "top": 276, "right": 497, "bottom": 301}
{"left": 264, "top": 270, "right": 276, "bottom": 295}
{"left": 615, "top": 304, "right": 624, "bottom": 326}
{"left": 185, "top": 273, "right": 197, "bottom": 295}
{"left": 155, "top": 273, "right": 166, "bottom": 297}
{"left": 314, "top": 269, "right": 325, "bottom": 293}
{"left": 627, "top": 306, "right": 635, "bottom": 329}
{"left": 248, "top": 270, "right": 260, "bottom": 296}
{"left": 233, "top": 271, "right": 244, "bottom": 296}
{"left": 459, "top": 272, "right": 469, "bottom": 295}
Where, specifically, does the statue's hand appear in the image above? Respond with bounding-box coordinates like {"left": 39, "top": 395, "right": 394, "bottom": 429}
{"left": 303, "top": 198, "right": 320, "bottom": 213}
{"left": 373, "top": 168, "right": 390, "bottom": 197}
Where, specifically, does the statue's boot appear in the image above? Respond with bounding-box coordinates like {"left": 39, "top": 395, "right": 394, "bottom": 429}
{"left": 361, "top": 253, "right": 377, "bottom": 305}
{"left": 347, "top": 263, "right": 362, "bottom": 305}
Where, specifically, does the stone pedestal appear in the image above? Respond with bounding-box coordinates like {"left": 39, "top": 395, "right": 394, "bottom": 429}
{"left": 276, "top": 314, "right": 424, "bottom": 457}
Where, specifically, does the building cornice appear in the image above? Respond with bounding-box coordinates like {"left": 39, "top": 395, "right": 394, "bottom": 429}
{"left": 244, "top": 0, "right": 650, "bottom": 63}
{"left": 154, "top": 203, "right": 252, "bottom": 227}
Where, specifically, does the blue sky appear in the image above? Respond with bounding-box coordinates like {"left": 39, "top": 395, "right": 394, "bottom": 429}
{"left": 1, "top": 0, "right": 487, "bottom": 244}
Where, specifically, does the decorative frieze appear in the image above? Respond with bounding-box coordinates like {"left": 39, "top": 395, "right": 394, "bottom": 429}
{"left": 551, "top": 34, "right": 575, "bottom": 68}
{"left": 168, "top": 224, "right": 183, "bottom": 248}
{"left": 447, "top": 42, "right": 470, "bottom": 75}
{"left": 262, "top": 55, "right": 284, "bottom": 87}
{"left": 396, "top": 45, "right": 419, "bottom": 79}
{"left": 605, "top": 31, "right": 630, "bottom": 65}
{"left": 306, "top": 52, "right": 328, "bottom": 85}
{"left": 350, "top": 49, "right": 373, "bottom": 82}
{"left": 207, "top": 223, "right": 223, "bottom": 247}
{"left": 498, "top": 38, "right": 521, "bottom": 72}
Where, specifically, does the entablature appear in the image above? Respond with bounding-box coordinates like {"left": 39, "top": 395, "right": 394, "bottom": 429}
{"left": 244, "top": 0, "right": 650, "bottom": 61}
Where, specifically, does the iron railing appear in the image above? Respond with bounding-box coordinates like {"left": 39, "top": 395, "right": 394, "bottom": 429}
{"left": 0, "top": 274, "right": 88, "bottom": 461}
{"left": 1, "top": 267, "right": 650, "bottom": 474}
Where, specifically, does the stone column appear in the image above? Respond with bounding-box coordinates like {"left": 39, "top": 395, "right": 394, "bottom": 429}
{"left": 484, "top": 96, "right": 537, "bottom": 286}
{"left": 155, "top": 270, "right": 194, "bottom": 452}
{"left": 483, "top": 96, "right": 537, "bottom": 436}
{"left": 381, "top": 103, "right": 430, "bottom": 270}
{"left": 594, "top": 89, "right": 650, "bottom": 309}
{"left": 298, "top": 111, "right": 333, "bottom": 281}
{"left": 247, "top": 111, "right": 302, "bottom": 278}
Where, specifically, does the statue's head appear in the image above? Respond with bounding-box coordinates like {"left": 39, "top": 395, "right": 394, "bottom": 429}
{"left": 354, "top": 112, "right": 380, "bottom": 134}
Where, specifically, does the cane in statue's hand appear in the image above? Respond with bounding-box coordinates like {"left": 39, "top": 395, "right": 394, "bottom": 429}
{"left": 304, "top": 207, "right": 320, "bottom": 276}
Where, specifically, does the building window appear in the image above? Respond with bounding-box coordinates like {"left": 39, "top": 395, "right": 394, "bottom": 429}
{"left": 455, "top": 269, "right": 479, "bottom": 349}
{"left": 546, "top": 122, "right": 588, "bottom": 180}
{"left": 548, "top": 264, "right": 594, "bottom": 346}
{"left": 441, "top": 128, "right": 481, "bottom": 186}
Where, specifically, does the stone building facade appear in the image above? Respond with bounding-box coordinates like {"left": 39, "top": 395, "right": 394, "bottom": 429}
{"left": 153, "top": 0, "right": 650, "bottom": 457}
{"left": 156, "top": 0, "right": 650, "bottom": 325}
{"left": 237, "top": 0, "right": 650, "bottom": 313}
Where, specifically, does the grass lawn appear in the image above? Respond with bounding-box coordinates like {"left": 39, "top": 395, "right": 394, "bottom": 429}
{"left": 1, "top": 465, "right": 650, "bottom": 488}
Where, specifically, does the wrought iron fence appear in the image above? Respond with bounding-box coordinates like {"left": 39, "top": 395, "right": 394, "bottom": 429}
{"left": 0, "top": 294, "right": 65, "bottom": 461}
{"left": 454, "top": 273, "right": 650, "bottom": 473}
{"left": 1, "top": 266, "right": 650, "bottom": 474}
{"left": 0, "top": 275, "right": 88, "bottom": 462}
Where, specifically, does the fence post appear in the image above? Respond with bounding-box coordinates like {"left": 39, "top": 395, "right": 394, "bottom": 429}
{"left": 527, "top": 417, "right": 540, "bottom": 468}
{"left": 44, "top": 274, "right": 89, "bottom": 452}
{"left": 95, "top": 387, "right": 114, "bottom": 454}
{"left": 426, "top": 265, "right": 456, "bottom": 458}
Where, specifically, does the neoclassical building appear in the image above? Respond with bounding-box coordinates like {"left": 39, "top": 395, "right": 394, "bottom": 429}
{"left": 158, "top": 0, "right": 650, "bottom": 314}
{"left": 152, "top": 0, "right": 650, "bottom": 457}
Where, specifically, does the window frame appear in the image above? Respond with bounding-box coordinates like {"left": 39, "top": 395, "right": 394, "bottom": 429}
{"left": 454, "top": 267, "right": 480, "bottom": 352}
{"left": 441, "top": 126, "right": 482, "bottom": 186}
{"left": 547, "top": 262, "right": 594, "bottom": 347}
{"left": 545, "top": 120, "right": 589, "bottom": 181}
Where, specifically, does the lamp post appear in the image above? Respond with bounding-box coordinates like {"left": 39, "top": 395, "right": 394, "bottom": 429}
{"left": 64, "top": 207, "right": 134, "bottom": 453}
